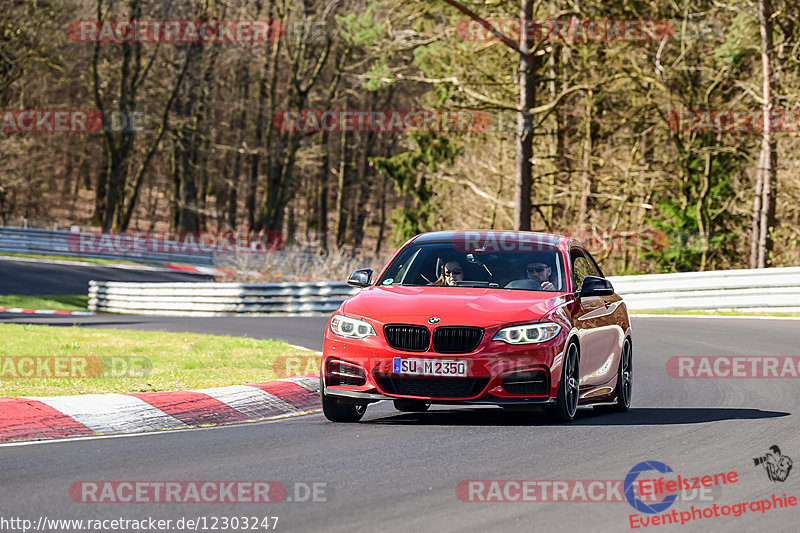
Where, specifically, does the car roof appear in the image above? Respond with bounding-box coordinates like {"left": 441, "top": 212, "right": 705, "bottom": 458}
{"left": 410, "top": 230, "right": 570, "bottom": 248}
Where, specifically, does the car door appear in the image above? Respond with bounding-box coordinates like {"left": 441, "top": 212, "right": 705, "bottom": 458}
{"left": 570, "top": 247, "right": 619, "bottom": 387}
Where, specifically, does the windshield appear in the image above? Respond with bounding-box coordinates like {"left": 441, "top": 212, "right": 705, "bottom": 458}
{"left": 377, "top": 242, "right": 566, "bottom": 292}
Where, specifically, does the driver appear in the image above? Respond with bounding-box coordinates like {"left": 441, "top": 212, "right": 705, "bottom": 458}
{"left": 526, "top": 259, "right": 556, "bottom": 291}
{"left": 432, "top": 260, "right": 464, "bottom": 286}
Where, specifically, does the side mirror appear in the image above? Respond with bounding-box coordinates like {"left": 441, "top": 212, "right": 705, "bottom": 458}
{"left": 347, "top": 268, "right": 373, "bottom": 288}
{"left": 580, "top": 275, "right": 614, "bottom": 296}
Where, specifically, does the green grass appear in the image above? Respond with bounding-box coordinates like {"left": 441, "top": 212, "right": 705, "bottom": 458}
{"left": 0, "top": 251, "right": 155, "bottom": 266}
{"left": 0, "top": 324, "right": 318, "bottom": 397}
{"left": 629, "top": 309, "right": 800, "bottom": 317}
{"left": 0, "top": 294, "right": 89, "bottom": 311}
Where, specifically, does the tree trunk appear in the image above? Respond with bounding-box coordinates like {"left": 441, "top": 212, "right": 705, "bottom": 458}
{"left": 515, "top": 0, "right": 535, "bottom": 231}
{"left": 576, "top": 90, "right": 594, "bottom": 233}
{"left": 334, "top": 131, "right": 349, "bottom": 248}
{"left": 248, "top": 0, "right": 283, "bottom": 231}
{"left": 755, "top": 0, "right": 777, "bottom": 268}
{"left": 315, "top": 129, "right": 330, "bottom": 253}
{"left": 375, "top": 172, "right": 388, "bottom": 256}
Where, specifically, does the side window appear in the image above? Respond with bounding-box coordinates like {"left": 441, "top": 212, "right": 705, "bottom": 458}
{"left": 571, "top": 250, "right": 593, "bottom": 292}
{"left": 582, "top": 249, "right": 603, "bottom": 278}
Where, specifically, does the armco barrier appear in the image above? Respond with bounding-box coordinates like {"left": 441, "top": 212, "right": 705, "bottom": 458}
{"left": 89, "top": 281, "right": 359, "bottom": 316}
{"left": 607, "top": 267, "right": 800, "bottom": 312}
{"left": 0, "top": 226, "right": 320, "bottom": 271}
{"left": 0, "top": 226, "right": 215, "bottom": 265}
{"left": 88, "top": 267, "right": 800, "bottom": 316}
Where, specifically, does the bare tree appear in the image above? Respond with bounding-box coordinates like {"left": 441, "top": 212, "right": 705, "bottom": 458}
{"left": 751, "top": 0, "right": 778, "bottom": 267}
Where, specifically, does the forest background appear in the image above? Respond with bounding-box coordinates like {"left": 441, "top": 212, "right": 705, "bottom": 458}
{"left": 2, "top": 0, "right": 799, "bottom": 278}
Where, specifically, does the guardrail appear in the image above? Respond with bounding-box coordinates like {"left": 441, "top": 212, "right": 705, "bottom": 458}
{"left": 607, "top": 267, "right": 800, "bottom": 313}
{"left": 0, "top": 226, "right": 215, "bottom": 265}
{"left": 89, "top": 281, "right": 359, "bottom": 316}
{"left": 0, "top": 226, "right": 324, "bottom": 272}
{"left": 88, "top": 267, "right": 800, "bottom": 316}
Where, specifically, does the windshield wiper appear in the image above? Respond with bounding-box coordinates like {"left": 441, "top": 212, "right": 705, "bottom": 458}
{"left": 454, "top": 281, "right": 499, "bottom": 288}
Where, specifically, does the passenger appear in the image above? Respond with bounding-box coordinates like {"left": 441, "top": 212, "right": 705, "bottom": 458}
{"left": 432, "top": 260, "right": 464, "bottom": 286}
{"left": 526, "top": 260, "right": 556, "bottom": 291}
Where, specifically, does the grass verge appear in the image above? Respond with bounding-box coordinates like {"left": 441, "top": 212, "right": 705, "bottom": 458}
{"left": 0, "top": 251, "right": 154, "bottom": 266}
{"left": 0, "top": 324, "right": 317, "bottom": 397}
{"left": 0, "top": 295, "right": 89, "bottom": 312}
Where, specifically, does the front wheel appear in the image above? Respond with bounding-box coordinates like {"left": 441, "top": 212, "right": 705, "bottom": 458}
{"left": 594, "top": 338, "right": 632, "bottom": 413}
{"left": 547, "top": 341, "right": 580, "bottom": 422}
{"left": 321, "top": 377, "right": 366, "bottom": 422}
{"left": 611, "top": 338, "right": 632, "bottom": 411}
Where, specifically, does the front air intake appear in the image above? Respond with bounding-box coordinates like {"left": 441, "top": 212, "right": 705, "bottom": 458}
{"left": 376, "top": 377, "right": 490, "bottom": 398}
{"left": 327, "top": 360, "right": 367, "bottom": 386}
{"left": 501, "top": 370, "right": 548, "bottom": 395}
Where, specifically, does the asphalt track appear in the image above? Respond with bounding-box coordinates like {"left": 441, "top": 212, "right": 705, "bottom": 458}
{"left": 0, "top": 258, "right": 211, "bottom": 295}
{"left": 1, "top": 315, "right": 799, "bottom": 532}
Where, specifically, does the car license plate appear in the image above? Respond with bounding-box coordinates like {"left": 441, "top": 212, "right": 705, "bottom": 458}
{"left": 392, "top": 358, "right": 468, "bottom": 377}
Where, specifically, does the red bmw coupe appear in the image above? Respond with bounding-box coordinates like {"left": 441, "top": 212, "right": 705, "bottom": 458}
{"left": 320, "top": 230, "right": 633, "bottom": 422}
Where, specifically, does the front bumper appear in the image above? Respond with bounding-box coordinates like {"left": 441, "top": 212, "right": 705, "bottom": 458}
{"left": 323, "top": 386, "right": 556, "bottom": 406}
{"left": 322, "top": 329, "right": 566, "bottom": 403}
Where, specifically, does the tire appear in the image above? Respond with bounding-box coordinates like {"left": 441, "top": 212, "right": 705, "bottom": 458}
{"left": 393, "top": 400, "right": 430, "bottom": 412}
{"left": 594, "top": 337, "right": 632, "bottom": 413}
{"left": 547, "top": 341, "right": 580, "bottom": 422}
{"left": 610, "top": 337, "right": 632, "bottom": 412}
{"left": 320, "top": 376, "right": 366, "bottom": 422}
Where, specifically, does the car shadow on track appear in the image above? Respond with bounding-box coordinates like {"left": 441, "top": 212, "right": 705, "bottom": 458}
{"left": 364, "top": 407, "right": 789, "bottom": 427}
{"left": 577, "top": 407, "right": 790, "bottom": 425}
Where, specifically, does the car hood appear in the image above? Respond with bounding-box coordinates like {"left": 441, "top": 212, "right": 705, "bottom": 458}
{"left": 341, "top": 285, "right": 567, "bottom": 327}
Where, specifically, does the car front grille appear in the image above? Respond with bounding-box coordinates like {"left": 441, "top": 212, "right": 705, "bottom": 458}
{"left": 384, "top": 325, "right": 430, "bottom": 352}
{"left": 432, "top": 327, "right": 483, "bottom": 353}
{"left": 376, "top": 377, "right": 490, "bottom": 398}
{"left": 501, "top": 370, "right": 548, "bottom": 395}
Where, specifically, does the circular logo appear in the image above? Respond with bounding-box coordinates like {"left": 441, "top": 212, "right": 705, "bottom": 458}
{"left": 428, "top": 317, "right": 440, "bottom": 324}
{"left": 624, "top": 461, "right": 677, "bottom": 514}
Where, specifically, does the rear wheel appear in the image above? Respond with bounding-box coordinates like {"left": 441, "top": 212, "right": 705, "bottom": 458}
{"left": 547, "top": 341, "right": 580, "bottom": 422}
{"left": 393, "top": 400, "right": 430, "bottom": 412}
{"left": 320, "top": 377, "right": 367, "bottom": 422}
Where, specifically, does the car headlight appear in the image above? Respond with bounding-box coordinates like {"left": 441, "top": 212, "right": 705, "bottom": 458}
{"left": 492, "top": 322, "right": 561, "bottom": 344}
{"left": 330, "top": 314, "right": 376, "bottom": 339}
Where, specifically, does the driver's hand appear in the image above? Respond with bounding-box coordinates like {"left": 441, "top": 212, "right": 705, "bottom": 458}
{"left": 541, "top": 281, "right": 555, "bottom": 291}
